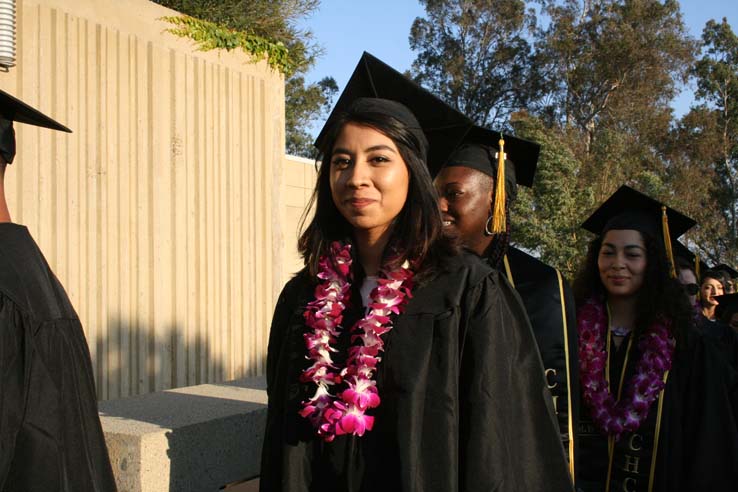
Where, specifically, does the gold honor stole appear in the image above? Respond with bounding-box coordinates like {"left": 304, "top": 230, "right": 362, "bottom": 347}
{"left": 503, "top": 256, "right": 576, "bottom": 479}
{"left": 603, "top": 327, "right": 670, "bottom": 492}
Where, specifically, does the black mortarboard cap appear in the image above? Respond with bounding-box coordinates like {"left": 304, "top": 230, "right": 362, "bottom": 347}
{"left": 443, "top": 125, "right": 540, "bottom": 187}
{"left": 673, "top": 240, "right": 695, "bottom": 263}
{"left": 715, "top": 293, "right": 738, "bottom": 321}
{"left": 0, "top": 89, "right": 71, "bottom": 164}
{"left": 314, "top": 52, "right": 473, "bottom": 172}
{"left": 713, "top": 264, "right": 738, "bottom": 279}
{"left": 582, "top": 185, "right": 696, "bottom": 277}
{"left": 581, "top": 185, "right": 695, "bottom": 239}
{"left": 673, "top": 240, "right": 709, "bottom": 279}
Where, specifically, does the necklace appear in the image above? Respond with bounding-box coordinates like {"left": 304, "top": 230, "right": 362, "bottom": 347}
{"left": 299, "top": 241, "right": 414, "bottom": 442}
{"left": 610, "top": 324, "right": 632, "bottom": 337}
{"left": 578, "top": 298, "right": 674, "bottom": 439}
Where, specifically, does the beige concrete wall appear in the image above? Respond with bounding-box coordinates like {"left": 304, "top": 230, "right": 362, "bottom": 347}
{"left": 2, "top": 0, "right": 285, "bottom": 400}
{"left": 281, "top": 154, "right": 318, "bottom": 285}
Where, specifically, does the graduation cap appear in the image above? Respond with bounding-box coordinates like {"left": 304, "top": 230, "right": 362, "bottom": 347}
{"left": 441, "top": 125, "right": 541, "bottom": 234}
{"left": 581, "top": 185, "right": 696, "bottom": 278}
{"left": 444, "top": 126, "right": 539, "bottom": 186}
{"left": 314, "top": 52, "right": 474, "bottom": 173}
{"left": 673, "top": 240, "right": 709, "bottom": 281}
{"left": 713, "top": 264, "right": 738, "bottom": 279}
{"left": 0, "top": 89, "right": 71, "bottom": 164}
{"left": 714, "top": 293, "right": 738, "bottom": 323}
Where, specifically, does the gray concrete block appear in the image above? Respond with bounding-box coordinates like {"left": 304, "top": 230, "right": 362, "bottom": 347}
{"left": 99, "top": 376, "right": 267, "bottom": 492}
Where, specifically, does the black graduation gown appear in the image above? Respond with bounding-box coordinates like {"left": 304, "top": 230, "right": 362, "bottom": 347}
{"left": 260, "top": 251, "right": 573, "bottom": 492}
{"left": 499, "top": 247, "right": 579, "bottom": 474}
{"left": 695, "top": 314, "right": 738, "bottom": 371}
{"left": 577, "top": 326, "right": 738, "bottom": 492}
{"left": 0, "top": 224, "right": 116, "bottom": 492}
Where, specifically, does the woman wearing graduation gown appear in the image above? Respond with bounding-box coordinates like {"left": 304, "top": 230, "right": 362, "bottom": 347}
{"left": 572, "top": 185, "right": 738, "bottom": 492}
{"left": 259, "top": 96, "right": 572, "bottom": 492}
{"left": 432, "top": 127, "right": 579, "bottom": 479}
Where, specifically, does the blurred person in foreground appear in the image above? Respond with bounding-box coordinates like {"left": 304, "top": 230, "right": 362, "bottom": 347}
{"left": 0, "top": 90, "right": 116, "bottom": 491}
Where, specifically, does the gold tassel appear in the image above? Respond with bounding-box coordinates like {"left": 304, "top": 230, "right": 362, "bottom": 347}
{"left": 695, "top": 254, "right": 701, "bottom": 282}
{"left": 491, "top": 135, "right": 507, "bottom": 234}
{"left": 661, "top": 206, "right": 677, "bottom": 278}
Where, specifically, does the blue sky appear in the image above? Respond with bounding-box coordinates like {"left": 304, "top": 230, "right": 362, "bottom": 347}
{"left": 299, "top": 0, "right": 738, "bottom": 131}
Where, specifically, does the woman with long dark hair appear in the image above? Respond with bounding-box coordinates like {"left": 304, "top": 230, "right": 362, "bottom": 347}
{"left": 259, "top": 91, "right": 572, "bottom": 491}
{"left": 573, "top": 186, "right": 738, "bottom": 491}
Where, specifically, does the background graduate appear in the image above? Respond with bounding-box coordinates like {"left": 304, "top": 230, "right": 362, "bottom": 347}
{"left": 432, "top": 127, "right": 579, "bottom": 479}
{"left": 259, "top": 53, "right": 572, "bottom": 492}
{"left": 713, "top": 264, "right": 738, "bottom": 294}
{"left": 673, "top": 240, "right": 704, "bottom": 309}
{"left": 0, "top": 91, "right": 116, "bottom": 491}
{"left": 694, "top": 269, "right": 738, "bottom": 369}
{"left": 699, "top": 269, "right": 725, "bottom": 322}
{"left": 572, "top": 185, "right": 738, "bottom": 492}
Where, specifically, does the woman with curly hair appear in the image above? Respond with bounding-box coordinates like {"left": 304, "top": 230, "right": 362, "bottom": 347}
{"left": 259, "top": 55, "right": 572, "bottom": 492}
{"left": 572, "top": 186, "right": 738, "bottom": 492}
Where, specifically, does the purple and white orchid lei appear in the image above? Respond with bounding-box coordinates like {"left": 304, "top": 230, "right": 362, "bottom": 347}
{"left": 578, "top": 298, "right": 675, "bottom": 440}
{"left": 299, "top": 241, "right": 414, "bottom": 442}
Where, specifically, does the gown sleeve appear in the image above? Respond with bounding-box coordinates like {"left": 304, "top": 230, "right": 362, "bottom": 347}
{"left": 458, "top": 272, "right": 573, "bottom": 492}
{"left": 661, "top": 331, "right": 738, "bottom": 491}
{"left": 260, "top": 273, "right": 312, "bottom": 492}
{"left": 0, "top": 292, "right": 29, "bottom": 487}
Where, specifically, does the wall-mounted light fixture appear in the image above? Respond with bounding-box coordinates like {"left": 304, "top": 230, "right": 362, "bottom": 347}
{"left": 0, "top": 0, "right": 16, "bottom": 71}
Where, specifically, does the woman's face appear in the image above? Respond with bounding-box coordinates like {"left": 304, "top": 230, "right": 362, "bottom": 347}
{"left": 598, "top": 229, "right": 648, "bottom": 298}
{"left": 433, "top": 166, "right": 493, "bottom": 255}
{"left": 329, "top": 122, "right": 410, "bottom": 238}
{"left": 701, "top": 277, "right": 724, "bottom": 307}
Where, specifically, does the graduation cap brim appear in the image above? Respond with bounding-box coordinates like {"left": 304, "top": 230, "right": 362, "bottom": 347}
{"left": 314, "top": 52, "right": 472, "bottom": 173}
{"left": 581, "top": 185, "right": 696, "bottom": 239}
{"left": 715, "top": 293, "right": 738, "bottom": 320}
{"left": 456, "top": 125, "right": 540, "bottom": 187}
{"left": 0, "top": 89, "right": 71, "bottom": 133}
{"left": 713, "top": 264, "right": 738, "bottom": 278}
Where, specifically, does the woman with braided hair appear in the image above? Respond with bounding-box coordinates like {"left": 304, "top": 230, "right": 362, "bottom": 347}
{"left": 433, "top": 125, "right": 580, "bottom": 483}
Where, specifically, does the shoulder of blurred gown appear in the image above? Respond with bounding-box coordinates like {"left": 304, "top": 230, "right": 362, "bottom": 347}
{"left": 0, "top": 225, "right": 117, "bottom": 492}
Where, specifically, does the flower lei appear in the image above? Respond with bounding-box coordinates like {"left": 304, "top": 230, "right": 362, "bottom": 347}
{"left": 578, "top": 298, "right": 675, "bottom": 440}
{"left": 299, "top": 241, "right": 414, "bottom": 442}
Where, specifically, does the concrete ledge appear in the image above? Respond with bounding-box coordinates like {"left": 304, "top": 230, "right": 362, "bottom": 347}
{"left": 99, "top": 377, "right": 267, "bottom": 492}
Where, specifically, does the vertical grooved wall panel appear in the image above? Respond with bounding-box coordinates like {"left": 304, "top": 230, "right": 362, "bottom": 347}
{"left": 3, "top": 0, "right": 285, "bottom": 400}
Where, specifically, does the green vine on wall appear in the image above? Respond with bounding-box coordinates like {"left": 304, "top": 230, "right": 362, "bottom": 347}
{"left": 161, "top": 15, "right": 292, "bottom": 74}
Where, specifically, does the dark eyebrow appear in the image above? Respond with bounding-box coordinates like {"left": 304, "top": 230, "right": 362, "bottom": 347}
{"left": 331, "top": 145, "right": 398, "bottom": 155}
{"left": 366, "top": 145, "right": 397, "bottom": 154}
{"left": 602, "top": 242, "right": 646, "bottom": 251}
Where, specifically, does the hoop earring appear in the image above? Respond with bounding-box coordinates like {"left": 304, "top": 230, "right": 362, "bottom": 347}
{"left": 484, "top": 215, "right": 494, "bottom": 236}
